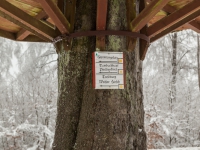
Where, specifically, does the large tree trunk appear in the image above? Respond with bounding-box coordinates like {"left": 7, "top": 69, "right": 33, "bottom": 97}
{"left": 52, "top": 0, "right": 146, "bottom": 149}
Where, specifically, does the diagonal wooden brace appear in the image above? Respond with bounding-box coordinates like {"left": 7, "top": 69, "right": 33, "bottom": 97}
{"left": 96, "top": 0, "right": 108, "bottom": 51}
{"left": 126, "top": 0, "right": 137, "bottom": 51}
{"left": 55, "top": 0, "right": 76, "bottom": 52}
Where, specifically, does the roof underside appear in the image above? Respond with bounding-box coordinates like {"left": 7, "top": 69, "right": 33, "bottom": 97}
{"left": 0, "top": 0, "right": 200, "bottom": 44}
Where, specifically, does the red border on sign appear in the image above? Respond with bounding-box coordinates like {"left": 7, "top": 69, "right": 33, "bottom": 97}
{"left": 123, "top": 52, "right": 126, "bottom": 88}
{"left": 92, "top": 52, "right": 96, "bottom": 88}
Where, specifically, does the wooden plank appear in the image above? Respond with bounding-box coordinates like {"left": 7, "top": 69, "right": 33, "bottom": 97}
{"left": 0, "top": 29, "right": 15, "bottom": 40}
{"left": 35, "top": 11, "right": 48, "bottom": 20}
{"left": 0, "top": 29, "right": 45, "bottom": 42}
{"left": 13, "top": 0, "right": 42, "bottom": 8}
{"left": 0, "top": 0, "right": 58, "bottom": 41}
{"left": 16, "top": 10, "right": 48, "bottom": 40}
{"left": 57, "top": 0, "right": 65, "bottom": 13}
{"left": 139, "top": 0, "right": 149, "bottom": 60}
{"left": 16, "top": 29, "right": 30, "bottom": 40}
{"left": 39, "top": 0, "right": 70, "bottom": 34}
{"left": 147, "top": 0, "right": 200, "bottom": 37}
{"left": 146, "top": 0, "right": 200, "bottom": 33}
{"left": 96, "top": 0, "right": 108, "bottom": 51}
{"left": 131, "top": 0, "right": 170, "bottom": 32}
{"left": 64, "top": 0, "right": 76, "bottom": 33}
{"left": 150, "top": 9, "right": 200, "bottom": 42}
{"left": 56, "top": 0, "right": 76, "bottom": 52}
{"left": 0, "top": 16, "right": 21, "bottom": 33}
{"left": 162, "top": 3, "right": 200, "bottom": 33}
{"left": 22, "top": 35, "right": 46, "bottom": 42}
{"left": 146, "top": 0, "right": 175, "bottom": 13}
{"left": 185, "top": 20, "right": 200, "bottom": 33}
{"left": 162, "top": 3, "right": 177, "bottom": 13}
{"left": 96, "top": 0, "right": 107, "bottom": 31}
{"left": 63, "top": 0, "right": 76, "bottom": 51}
{"left": 6, "top": 0, "right": 41, "bottom": 16}
{"left": 126, "top": 0, "right": 137, "bottom": 51}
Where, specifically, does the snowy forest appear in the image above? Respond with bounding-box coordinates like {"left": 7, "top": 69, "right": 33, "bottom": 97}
{"left": 0, "top": 30, "right": 200, "bottom": 149}
{"left": 144, "top": 31, "right": 200, "bottom": 149}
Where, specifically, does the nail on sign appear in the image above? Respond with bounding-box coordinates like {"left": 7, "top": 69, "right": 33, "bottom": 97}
{"left": 92, "top": 52, "right": 125, "bottom": 89}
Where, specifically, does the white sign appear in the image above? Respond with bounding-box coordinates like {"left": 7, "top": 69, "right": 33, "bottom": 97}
{"left": 92, "top": 52, "right": 125, "bottom": 89}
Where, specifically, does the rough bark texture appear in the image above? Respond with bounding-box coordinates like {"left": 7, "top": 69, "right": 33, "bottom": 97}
{"left": 170, "top": 33, "right": 177, "bottom": 113}
{"left": 53, "top": 0, "right": 147, "bottom": 149}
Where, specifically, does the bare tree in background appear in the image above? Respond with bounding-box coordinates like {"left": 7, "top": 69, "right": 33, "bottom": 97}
{"left": 197, "top": 34, "right": 200, "bottom": 91}
{"left": 170, "top": 33, "right": 177, "bottom": 112}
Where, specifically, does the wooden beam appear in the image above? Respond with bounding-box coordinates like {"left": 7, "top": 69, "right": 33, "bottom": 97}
{"left": 64, "top": 0, "right": 77, "bottom": 51}
{"left": 147, "top": 0, "right": 200, "bottom": 33}
{"left": 139, "top": 0, "right": 149, "bottom": 60}
{"left": 63, "top": 0, "right": 76, "bottom": 33}
{"left": 126, "top": 0, "right": 137, "bottom": 51}
{"left": 22, "top": 35, "right": 46, "bottom": 42}
{"left": 39, "top": 0, "right": 70, "bottom": 34}
{"left": 16, "top": 10, "right": 48, "bottom": 40}
{"left": 162, "top": 3, "right": 200, "bottom": 33}
{"left": 16, "top": 29, "right": 30, "bottom": 41}
{"left": 96, "top": 0, "right": 108, "bottom": 51}
{"left": 146, "top": 0, "right": 175, "bottom": 13}
{"left": 0, "top": 29, "right": 45, "bottom": 42}
{"left": 185, "top": 20, "right": 200, "bottom": 33}
{"left": 150, "top": 9, "right": 200, "bottom": 42}
{"left": 131, "top": 0, "right": 170, "bottom": 32}
{"left": 97, "top": 0, "right": 107, "bottom": 31}
{"left": 0, "top": 29, "right": 15, "bottom": 40}
{"left": 57, "top": 0, "right": 65, "bottom": 13}
{"left": 147, "top": 0, "right": 200, "bottom": 37}
{"left": 15, "top": 0, "right": 42, "bottom": 8}
{"left": 0, "top": 0, "right": 58, "bottom": 41}
{"left": 56, "top": 0, "right": 76, "bottom": 52}
{"left": 162, "top": 4, "right": 176, "bottom": 14}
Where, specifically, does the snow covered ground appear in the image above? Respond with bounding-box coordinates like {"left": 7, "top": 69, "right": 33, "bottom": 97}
{"left": 150, "top": 148, "right": 200, "bottom": 150}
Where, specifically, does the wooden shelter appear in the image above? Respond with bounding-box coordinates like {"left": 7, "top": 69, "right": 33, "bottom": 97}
{"left": 0, "top": 0, "right": 200, "bottom": 60}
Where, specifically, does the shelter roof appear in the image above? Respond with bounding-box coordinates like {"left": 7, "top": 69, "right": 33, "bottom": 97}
{"left": 0, "top": 0, "right": 199, "bottom": 58}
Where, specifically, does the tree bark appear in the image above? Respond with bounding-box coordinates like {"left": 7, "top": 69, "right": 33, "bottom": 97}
{"left": 52, "top": 0, "right": 146, "bottom": 149}
{"left": 170, "top": 33, "right": 177, "bottom": 112}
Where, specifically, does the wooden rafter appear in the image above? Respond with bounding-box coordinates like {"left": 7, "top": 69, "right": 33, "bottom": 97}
{"left": 16, "top": 11, "right": 48, "bottom": 41}
{"left": 55, "top": 0, "right": 76, "bottom": 52}
{"left": 162, "top": 3, "right": 200, "bottom": 33}
{"left": 147, "top": 0, "right": 200, "bottom": 38}
{"left": 150, "top": 9, "right": 200, "bottom": 42}
{"left": 162, "top": 3, "right": 177, "bottom": 14}
{"left": 17, "top": 0, "right": 42, "bottom": 8}
{"left": 126, "top": 0, "right": 137, "bottom": 51}
{"left": 146, "top": 0, "right": 200, "bottom": 33}
{"left": 131, "top": 0, "right": 170, "bottom": 32}
{"left": 0, "top": 29, "right": 15, "bottom": 40}
{"left": 140, "top": 0, "right": 149, "bottom": 60}
{"left": 65, "top": 0, "right": 76, "bottom": 33}
{"left": 0, "top": 0, "right": 57, "bottom": 41}
{"left": 185, "top": 21, "right": 200, "bottom": 33}
{"left": 23, "top": 35, "right": 46, "bottom": 42}
{"left": 39, "top": 0, "right": 70, "bottom": 34}
{"left": 96, "top": 0, "right": 108, "bottom": 51}
{"left": 0, "top": 29, "right": 46, "bottom": 42}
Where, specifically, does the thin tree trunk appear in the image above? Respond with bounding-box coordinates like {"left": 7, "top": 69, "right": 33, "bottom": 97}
{"left": 197, "top": 34, "right": 200, "bottom": 91}
{"left": 170, "top": 33, "right": 177, "bottom": 112}
{"left": 53, "top": 0, "right": 146, "bottom": 149}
